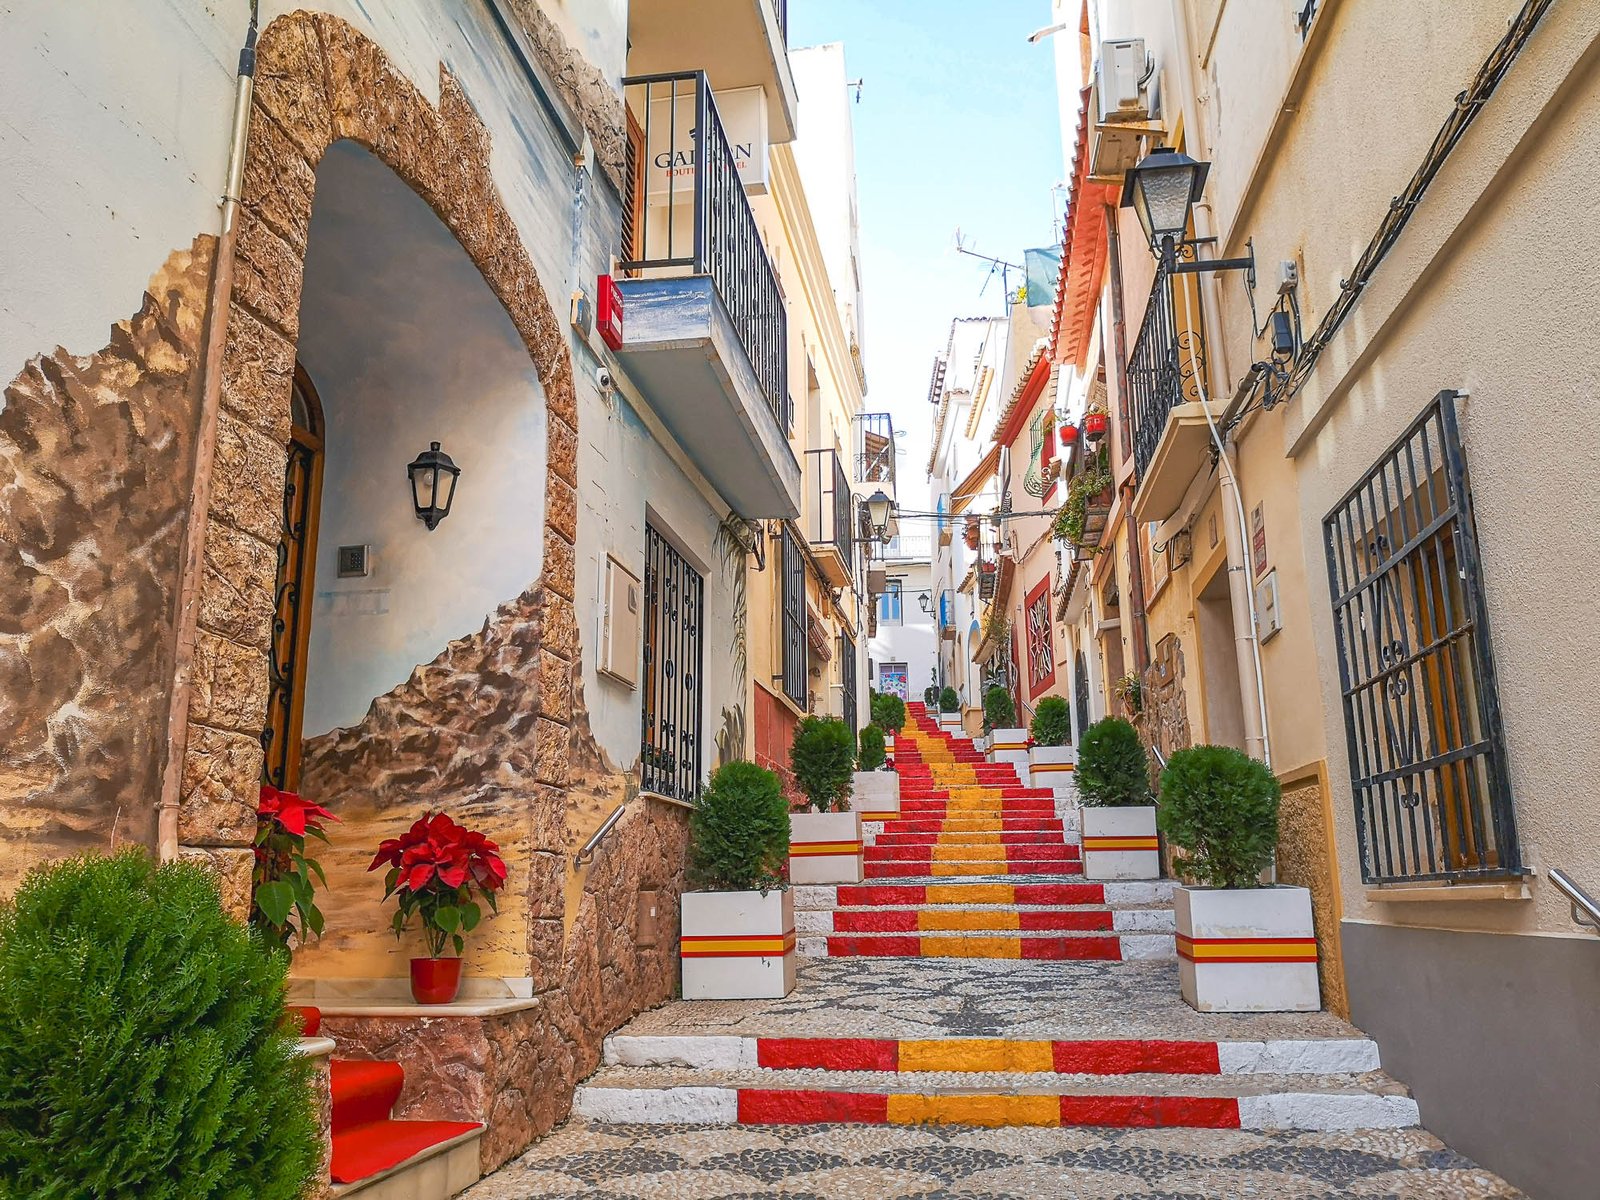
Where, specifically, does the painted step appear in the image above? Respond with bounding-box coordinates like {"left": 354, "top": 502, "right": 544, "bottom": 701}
{"left": 797, "top": 905, "right": 1175, "bottom": 935}
{"left": 802, "top": 929, "right": 1174, "bottom": 960}
{"left": 872, "top": 831, "right": 1074, "bottom": 846}
{"left": 881, "top": 819, "right": 1075, "bottom": 835}
{"left": 573, "top": 1069, "right": 1419, "bottom": 1132}
{"left": 329, "top": 1059, "right": 482, "bottom": 1191}
{"left": 866, "top": 860, "right": 1081, "bottom": 879}
{"left": 807, "top": 882, "right": 1166, "bottom": 907}
{"left": 867, "top": 842, "right": 1078, "bottom": 862}
{"left": 603, "top": 1034, "right": 1383, "bottom": 1077}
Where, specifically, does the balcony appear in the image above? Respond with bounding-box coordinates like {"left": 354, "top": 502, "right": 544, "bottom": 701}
{"left": 855, "top": 412, "right": 897, "bottom": 492}
{"left": 804, "top": 448, "right": 854, "bottom": 588}
{"left": 626, "top": 0, "right": 797, "bottom": 142}
{"left": 616, "top": 72, "right": 799, "bottom": 519}
{"left": 1126, "top": 264, "right": 1221, "bottom": 524}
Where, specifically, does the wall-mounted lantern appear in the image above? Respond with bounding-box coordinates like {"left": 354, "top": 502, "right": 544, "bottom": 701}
{"left": 864, "top": 489, "right": 894, "bottom": 542}
{"left": 1121, "top": 146, "right": 1255, "bottom": 277}
{"left": 407, "top": 441, "right": 460, "bottom": 530}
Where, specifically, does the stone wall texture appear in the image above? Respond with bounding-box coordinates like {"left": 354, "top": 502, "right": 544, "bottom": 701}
{"left": 0, "top": 238, "right": 214, "bottom": 894}
{"left": 1277, "top": 775, "right": 1349, "bottom": 1018}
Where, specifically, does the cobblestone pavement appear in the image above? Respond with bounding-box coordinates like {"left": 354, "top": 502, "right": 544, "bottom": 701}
{"left": 461, "top": 1120, "right": 1526, "bottom": 1199}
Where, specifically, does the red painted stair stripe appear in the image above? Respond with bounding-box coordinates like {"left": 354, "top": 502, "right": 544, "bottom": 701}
{"left": 1052, "top": 1040, "right": 1222, "bottom": 1075}
{"left": 757, "top": 1038, "right": 900, "bottom": 1071}
{"left": 737, "top": 1089, "right": 890, "bottom": 1124}
{"left": 1019, "top": 937, "right": 1123, "bottom": 960}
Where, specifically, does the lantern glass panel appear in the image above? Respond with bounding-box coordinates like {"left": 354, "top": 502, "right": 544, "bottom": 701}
{"left": 1134, "top": 163, "right": 1198, "bottom": 243}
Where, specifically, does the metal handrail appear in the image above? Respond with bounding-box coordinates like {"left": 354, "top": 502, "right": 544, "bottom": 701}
{"left": 1549, "top": 868, "right": 1600, "bottom": 932}
{"left": 573, "top": 791, "right": 696, "bottom": 868}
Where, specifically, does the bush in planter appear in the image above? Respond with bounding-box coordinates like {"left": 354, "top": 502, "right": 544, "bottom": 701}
{"left": 983, "top": 685, "right": 1016, "bottom": 732}
{"left": 856, "top": 723, "right": 887, "bottom": 772}
{"left": 789, "top": 715, "right": 857, "bottom": 812}
{"left": 938, "top": 686, "right": 960, "bottom": 713}
{"left": 1031, "top": 696, "right": 1071, "bottom": 746}
{"left": 870, "top": 691, "right": 906, "bottom": 733}
{"left": 0, "top": 851, "right": 319, "bottom": 1198}
{"left": 1076, "top": 717, "right": 1152, "bottom": 807}
{"left": 688, "top": 761, "right": 791, "bottom": 892}
{"left": 1158, "top": 745, "right": 1281, "bottom": 889}
{"left": 924, "top": 685, "right": 939, "bottom": 706}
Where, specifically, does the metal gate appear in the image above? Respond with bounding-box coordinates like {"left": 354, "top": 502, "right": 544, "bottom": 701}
{"left": 641, "top": 525, "right": 705, "bottom": 800}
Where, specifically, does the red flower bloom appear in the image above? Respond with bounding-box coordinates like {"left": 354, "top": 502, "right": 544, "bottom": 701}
{"left": 258, "top": 785, "right": 338, "bottom": 837}
{"left": 368, "top": 812, "right": 507, "bottom": 895}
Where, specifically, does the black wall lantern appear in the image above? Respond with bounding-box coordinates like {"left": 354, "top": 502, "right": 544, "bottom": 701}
{"left": 407, "top": 441, "right": 460, "bottom": 530}
{"left": 864, "top": 489, "right": 894, "bottom": 542}
{"left": 1121, "top": 146, "right": 1254, "bottom": 277}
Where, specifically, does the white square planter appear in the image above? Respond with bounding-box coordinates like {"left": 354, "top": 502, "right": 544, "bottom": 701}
{"left": 1027, "top": 745, "right": 1077, "bottom": 792}
{"left": 937, "top": 711, "right": 963, "bottom": 732}
{"left": 788, "top": 810, "right": 864, "bottom": 884}
{"left": 989, "top": 727, "right": 1029, "bottom": 770}
{"left": 1081, "top": 805, "right": 1160, "bottom": 880}
{"left": 849, "top": 771, "right": 900, "bottom": 822}
{"left": 1175, "top": 885, "right": 1320, "bottom": 1013}
{"left": 680, "top": 889, "right": 796, "bottom": 1001}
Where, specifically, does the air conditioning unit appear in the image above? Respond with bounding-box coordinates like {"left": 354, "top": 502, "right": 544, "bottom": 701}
{"left": 1096, "top": 39, "right": 1151, "bottom": 122}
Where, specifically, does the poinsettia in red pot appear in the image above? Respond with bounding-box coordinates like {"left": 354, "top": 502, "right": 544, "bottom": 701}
{"left": 368, "top": 812, "right": 509, "bottom": 1004}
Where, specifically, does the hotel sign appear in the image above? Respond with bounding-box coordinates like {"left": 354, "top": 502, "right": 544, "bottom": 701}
{"left": 646, "top": 85, "right": 770, "bottom": 198}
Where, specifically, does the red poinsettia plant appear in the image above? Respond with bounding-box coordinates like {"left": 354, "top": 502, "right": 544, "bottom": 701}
{"left": 252, "top": 784, "right": 339, "bottom": 948}
{"left": 368, "top": 813, "right": 509, "bottom": 959}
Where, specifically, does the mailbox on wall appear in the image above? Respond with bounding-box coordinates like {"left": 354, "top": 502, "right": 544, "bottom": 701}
{"left": 597, "top": 274, "right": 624, "bottom": 351}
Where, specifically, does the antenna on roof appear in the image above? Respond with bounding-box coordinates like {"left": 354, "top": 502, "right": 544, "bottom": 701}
{"left": 846, "top": 77, "right": 864, "bottom": 103}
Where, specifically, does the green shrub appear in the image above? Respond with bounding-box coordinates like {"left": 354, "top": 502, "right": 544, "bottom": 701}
{"left": 1031, "top": 696, "right": 1071, "bottom": 746}
{"left": 924, "top": 685, "right": 939, "bottom": 706}
{"left": 789, "top": 716, "right": 856, "bottom": 812}
{"left": 938, "top": 686, "right": 960, "bottom": 713}
{"left": 983, "top": 685, "right": 1016, "bottom": 731}
{"left": 688, "top": 761, "right": 791, "bottom": 892}
{"left": 856, "top": 724, "right": 887, "bottom": 772}
{"left": 0, "top": 850, "right": 319, "bottom": 1199}
{"left": 1158, "top": 745, "right": 1281, "bottom": 889}
{"left": 870, "top": 692, "right": 906, "bottom": 733}
{"left": 1077, "top": 717, "right": 1152, "bottom": 807}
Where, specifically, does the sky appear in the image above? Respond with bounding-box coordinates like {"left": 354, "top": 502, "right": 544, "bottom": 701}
{"left": 791, "top": 0, "right": 1067, "bottom": 507}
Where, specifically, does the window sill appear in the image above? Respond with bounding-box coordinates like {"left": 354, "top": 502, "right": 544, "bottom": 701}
{"left": 1365, "top": 881, "right": 1532, "bottom": 904}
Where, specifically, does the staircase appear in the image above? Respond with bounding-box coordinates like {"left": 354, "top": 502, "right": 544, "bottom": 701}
{"left": 572, "top": 703, "right": 1424, "bottom": 1136}
{"left": 297, "top": 1008, "right": 483, "bottom": 1198}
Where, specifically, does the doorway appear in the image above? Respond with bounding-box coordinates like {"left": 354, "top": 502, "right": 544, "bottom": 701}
{"left": 1195, "top": 564, "right": 1246, "bottom": 749}
{"left": 260, "top": 365, "right": 325, "bottom": 791}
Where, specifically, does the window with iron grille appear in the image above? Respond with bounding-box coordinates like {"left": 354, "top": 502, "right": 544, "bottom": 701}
{"left": 839, "top": 633, "right": 858, "bottom": 735}
{"left": 641, "top": 524, "right": 705, "bottom": 800}
{"left": 1025, "top": 577, "right": 1056, "bottom": 698}
{"left": 780, "top": 528, "right": 808, "bottom": 705}
{"left": 1322, "top": 391, "right": 1519, "bottom": 885}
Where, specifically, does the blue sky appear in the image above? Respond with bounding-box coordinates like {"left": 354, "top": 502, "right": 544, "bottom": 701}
{"left": 791, "top": 0, "right": 1066, "bottom": 494}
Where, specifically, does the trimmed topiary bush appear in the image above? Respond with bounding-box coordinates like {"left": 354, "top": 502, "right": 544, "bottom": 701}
{"left": 983, "top": 685, "right": 1016, "bottom": 732}
{"left": 870, "top": 692, "right": 906, "bottom": 734}
{"left": 938, "top": 686, "right": 960, "bottom": 713}
{"left": 924, "top": 685, "right": 939, "bottom": 706}
{"left": 790, "top": 715, "right": 857, "bottom": 812}
{"left": 0, "top": 850, "right": 319, "bottom": 1199}
{"left": 856, "top": 724, "right": 887, "bottom": 772}
{"left": 1158, "top": 745, "right": 1281, "bottom": 889}
{"left": 1031, "top": 696, "right": 1071, "bottom": 746}
{"left": 1076, "top": 717, "right": 1152, "bottom": 807}
{"left": 688, "top": 761, "right": 791, "bottom": 892}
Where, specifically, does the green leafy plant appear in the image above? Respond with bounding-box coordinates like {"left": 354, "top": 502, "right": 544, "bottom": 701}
{"left": 369, "top": 813, "right": 508, "bottom": 959}
{"left": 938, "top": 686, "right": 960, "bottom": 713}
{"left": 983, "top": 685, "right": 1016, "bottom": 732}
{"left": 1031, "top": 696, "right": 1072, "bottom": 746}
{"left": 1114, "top": 672, "right": 1144, "bottom": 716}
{"left": 688, "top": 761, "right": 791, "bottom": 892}
{"left": 1051, "top": 448, "right": 1114, "bottom": 548}
{"left": 870, "top": 691, "right": 906, "bottom": 733}
{"left": 924, "top": 685, "right": 939, "bottom": 706}
{"left": 790, "top": 715, "right": 856, "bottom": 812}
{"left": 1158, "top": 745, "right": 1281, "bottom": 889}
{"left": 1077, "top": 717, "right": 1153, "bottom": 807}
{"left": 0, "top": 850, "right": 319, "bottom": 1198}
{"left": 981, "top": 604, "right": 1010, "bottom": 647}
{"left": 856, "top": 723, "right": 887, "bottom": 772}
{"left": 252, "top": 784, "right": 337, "bottom": 948}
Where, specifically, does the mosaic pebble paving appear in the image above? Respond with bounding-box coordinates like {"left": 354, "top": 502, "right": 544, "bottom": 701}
{"left": 461, "top": 1120, "right": 1525, "bottom": 1199}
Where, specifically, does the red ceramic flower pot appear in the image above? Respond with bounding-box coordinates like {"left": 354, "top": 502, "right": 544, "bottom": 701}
{"left": 1085, "top": 412, "right": 1108, "bottom": 437}
{"left": 409, "top": 956, "right": 463, "bottom": 1004}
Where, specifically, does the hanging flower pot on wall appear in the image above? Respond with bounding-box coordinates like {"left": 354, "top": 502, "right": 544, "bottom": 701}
{"left": 964, "top": 519, "right": 981, "bottom": 551}
{"left": 1084, "top": 410, "right": 1108, "bottom": 439}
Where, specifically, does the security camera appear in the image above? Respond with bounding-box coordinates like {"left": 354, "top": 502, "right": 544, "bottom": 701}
{"left": 595, "top": 366, "right": 615, "bottom": 393}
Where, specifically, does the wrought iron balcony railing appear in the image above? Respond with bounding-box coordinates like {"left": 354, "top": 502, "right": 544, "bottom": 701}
{"left": 621, "top": 71, "right": 789, "bottom": 425}
{"left": 772, "top": 0, "right": 788, "bottom": 46}
{"left": 855, "top": 412, "right": 896, "bottom": 490}
{"left": 1127, "top": 264, "right": 1206, "bottom": 481}
{"left": 804, "top": 448, "right": 854, "bottom": 569}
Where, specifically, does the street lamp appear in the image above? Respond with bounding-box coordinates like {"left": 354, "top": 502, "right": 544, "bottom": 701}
{"left": 918, "top": 591, "right": 933, "bottom": 615}
{"left": 864, "top": 489, "right": 894, "bottom": 542}
{"left": 1121, "top": 147, "right": 1254, "bottom": 277}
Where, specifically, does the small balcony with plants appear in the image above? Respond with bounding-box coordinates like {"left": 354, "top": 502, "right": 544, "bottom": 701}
{"left": 614, "top": 71, "right": 798, "bottom": 518}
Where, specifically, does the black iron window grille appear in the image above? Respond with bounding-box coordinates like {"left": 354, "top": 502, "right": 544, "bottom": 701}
{"left": 839, "top": 633, "right": 858, "bottom": 735}
{"left": 780, "top": 528, "right": 808, "bottom": 705}
{"left": 641, "top": 524, "right": 706, "bottom": 800}
{"left": 1323, "top": 391, "right": 1519, "bottom": 885}
{"left": 1127, "top": 262, "right": 1207, "bottom": 481}
{"left": 804, "top": 448, "right": 853, "bottom": 566}
{"left": 621, "top": 72, "right": 789, "bottom": 427}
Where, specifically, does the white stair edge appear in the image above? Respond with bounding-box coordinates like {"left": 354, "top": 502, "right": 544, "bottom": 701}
{"left": 331, "top": 1126, "right": 483, "bottom": 1200}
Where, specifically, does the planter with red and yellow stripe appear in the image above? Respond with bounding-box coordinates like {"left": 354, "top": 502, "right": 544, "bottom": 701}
{"left": 849, "top": 770, "right": 900, "bottom": 822}
{"left": 1081, "top": 805, "right": 1161, "bottom": 881}
{"left": 789, "top": 811, "right": 865, "bottom": 885}
{"left": 1027, "top": 745, "right": 1076, "bottom": 793}
{"left": 1175, "top": 885, "right": 1321, "bottom": 1013}
{"left": 988, "top": 727, "right": 1029, "bottom": 772}
{"left": 681, "top": 889, "right": 797, "bottom": 1001}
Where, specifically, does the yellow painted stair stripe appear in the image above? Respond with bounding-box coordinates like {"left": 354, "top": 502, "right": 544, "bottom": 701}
{"left": 917, "top": 909, "right": 1021, "bottom": 932}
{"left": 898, "top": 1039, "right": 1054, "bottom": 1073}
{"left": 919, "top": 935, "right": 1023, "bottom": 957}
{"left": 885, "top": 1093, "right": 1060, "bottom": 1127}
{"left": 927, "top": 883, "right": 1014, "bottom": 904}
